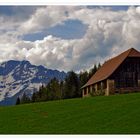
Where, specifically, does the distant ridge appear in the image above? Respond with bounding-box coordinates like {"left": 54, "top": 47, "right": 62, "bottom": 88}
{"left": 0, "top": 60, "right": 67, "bottom": 105}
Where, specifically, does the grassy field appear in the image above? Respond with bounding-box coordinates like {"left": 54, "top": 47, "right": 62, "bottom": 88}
{"left": 0, "top": 93, "right": 140, "bottom": 134}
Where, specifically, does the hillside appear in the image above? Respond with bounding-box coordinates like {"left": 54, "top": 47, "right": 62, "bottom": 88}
{"left": 0, "top": 93, "right": 140, "bottom": 134}
{"left": 0, "top": 60, "right": 66, "bottom": 105}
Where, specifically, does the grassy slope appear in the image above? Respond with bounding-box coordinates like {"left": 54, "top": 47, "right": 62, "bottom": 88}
{"left": 0, "top": 93, "right": 140, "bottom": 134}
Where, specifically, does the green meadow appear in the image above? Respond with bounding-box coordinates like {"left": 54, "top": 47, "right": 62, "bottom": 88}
{"left": 0, "top": 93, "right": 140, "bottom": 134}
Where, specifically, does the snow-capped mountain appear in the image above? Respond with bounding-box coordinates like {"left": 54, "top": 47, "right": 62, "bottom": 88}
{"left": 0, "top": 60, "right": 67, "bottom": 105}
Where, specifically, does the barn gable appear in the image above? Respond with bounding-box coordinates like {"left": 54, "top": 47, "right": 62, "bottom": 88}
{"left": 82, "top": 48, "right": 140, "bottom": 89}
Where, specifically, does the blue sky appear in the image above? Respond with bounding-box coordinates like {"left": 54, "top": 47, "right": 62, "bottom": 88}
{"left": 22, "top": 6, "right": 129, "bottom": 41}
{"left": 22, "top": 6, "right": 130, "bottom": 41}
{"left": 87, "top": 6, "right": 129, "bottom": 11}
{"left": 0, "top": 6, "right": 129, "bottom": 41}
{"left": 23, "top": 19, "right": 88, "bottom": 41}
{"left": 0, "top": 6, "right": 139, "bottom": 72}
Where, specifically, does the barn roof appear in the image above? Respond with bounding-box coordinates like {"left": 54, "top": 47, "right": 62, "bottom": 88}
{"left": 82, "top": 48, "right": 140, "bottom": 88}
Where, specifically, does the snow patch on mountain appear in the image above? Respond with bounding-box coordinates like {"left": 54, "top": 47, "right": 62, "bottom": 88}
{"left": 0, "top": 60, "right": 67, "bottom": 105}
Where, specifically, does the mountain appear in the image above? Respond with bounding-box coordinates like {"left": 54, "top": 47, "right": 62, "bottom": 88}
{"left": 0, "top": 60, "right": 67, "bottom": 105}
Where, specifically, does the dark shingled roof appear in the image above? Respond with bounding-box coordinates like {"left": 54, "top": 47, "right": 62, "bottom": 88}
{"left": 82, "top": 48, "right": 140, "bottom": 88}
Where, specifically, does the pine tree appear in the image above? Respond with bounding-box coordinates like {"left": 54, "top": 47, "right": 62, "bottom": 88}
{"left": 79, "top": 71, "right": 89, "bottom": 87}
{"left": 88, "top": 64, "right": 97, "bottom": 79}
{"left": 97, "top": 63, "right": 101, "bottom": 69}
{"left": 32, "top": 92, "right": 37, "bottom": 102}
{"left": 16, "top": 97, "right": 20, "bottom": 105}
{"left": 47, "top": 78, "right": 62, "bottom": 100}
{"left": 60, "top": 81, "right": 64, "bottom": 99}
{"left": 20, "top": 93, "right": 31, "bottom": 104}
{"left": 64, "top": 71, "right": 80, "bottom": 99}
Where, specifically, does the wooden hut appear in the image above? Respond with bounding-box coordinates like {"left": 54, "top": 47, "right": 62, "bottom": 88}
{"left": 82, "top": 48, "right": 140, "bottom": 97}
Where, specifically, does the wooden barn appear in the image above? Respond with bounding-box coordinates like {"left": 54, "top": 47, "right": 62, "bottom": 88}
{"left": 82, "top": 48, "right": 140, "bottom": 97}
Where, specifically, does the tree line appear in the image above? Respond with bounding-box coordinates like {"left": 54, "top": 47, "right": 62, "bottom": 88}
{"left": 16, "top": 63, "right": 101, "bottom": 105}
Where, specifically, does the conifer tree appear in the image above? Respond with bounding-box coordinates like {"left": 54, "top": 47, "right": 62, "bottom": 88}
{"left": 88, "top": 64, "right": 97, "bottom": 79}
{"left": 20, "top": 93, "right": 31, "bottom": 104}
{"left": 97, "top": 63, "right": 101, "bottom": 69}
{"left": 16, "top": 97, "right": 20, "bottom": 105}
{"left": 79, "top": 71, "right": 89, "bottom": 87}
{"left": 64, "top": 71, "right": 80, "bottom": 98}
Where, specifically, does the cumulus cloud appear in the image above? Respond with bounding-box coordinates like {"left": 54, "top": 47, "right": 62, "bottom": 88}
{"left": 18, "top": 6, "right": 83, "bottom": 35}
{"left": 0, "top": 6, "right": 140, "bottom": 72}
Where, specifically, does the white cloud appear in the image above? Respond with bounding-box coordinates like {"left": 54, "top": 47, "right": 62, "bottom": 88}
{"left": 18, "top": 6, "right": 83, "bottom": 35}
{"left": 0, "top": 6, "right": 140, "bottom": 72}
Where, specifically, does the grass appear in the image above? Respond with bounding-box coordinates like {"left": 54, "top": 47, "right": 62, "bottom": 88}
{"left": 0, "top": 93, "right": 140, "bottom": 134}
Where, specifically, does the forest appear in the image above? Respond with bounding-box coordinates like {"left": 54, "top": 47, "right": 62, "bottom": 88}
{"left": 16, "top": 63, "right": 101, "bottom": 105}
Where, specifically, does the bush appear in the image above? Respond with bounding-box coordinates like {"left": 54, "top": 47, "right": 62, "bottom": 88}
{"left": 90, "top": 89, "right": 105, "bottom": 96}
